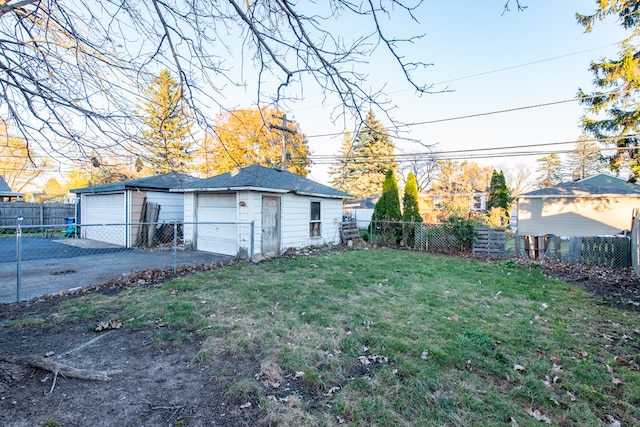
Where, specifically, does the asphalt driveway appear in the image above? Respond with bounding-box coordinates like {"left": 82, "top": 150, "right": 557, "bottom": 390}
{"left": 0, "top": 236, "right": 233, "bottom": 303}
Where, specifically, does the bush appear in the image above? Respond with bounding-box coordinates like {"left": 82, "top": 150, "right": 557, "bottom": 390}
{"left": 441, "top": 215, "right": 478, "bottom": 249}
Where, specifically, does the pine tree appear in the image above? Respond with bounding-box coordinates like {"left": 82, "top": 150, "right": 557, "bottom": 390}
{"left": 328, "top": 133, "right": 357, "bottom": 193}
{"left": 139, "top": 69, "right": 194, "bottom": 174}
{"left": 331, "top": 110, "right": 396, "bottom": 198}
{"left": 536, "top": 154, "right": 564, "bottom": 188}
{"left": 565, "top": 136, "right": 606, "bottom": 180}
{"left": 577, "top": 1, "right": 640, "bottom": 179}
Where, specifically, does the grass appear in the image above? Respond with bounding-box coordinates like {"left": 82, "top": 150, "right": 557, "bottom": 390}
{"left": 24, "top": 248, "right": 640, "bottom": 425}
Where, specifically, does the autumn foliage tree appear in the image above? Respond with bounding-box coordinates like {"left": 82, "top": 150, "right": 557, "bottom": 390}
{"left": 200, "top": 107, "right": 311, "bottom": 176}
{"left": 0, "top": 120, "right": 50, "bottom": 192}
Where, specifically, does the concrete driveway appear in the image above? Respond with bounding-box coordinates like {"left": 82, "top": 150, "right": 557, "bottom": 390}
{"left": 0, "top": 236, "right": 233, "bottom": 303}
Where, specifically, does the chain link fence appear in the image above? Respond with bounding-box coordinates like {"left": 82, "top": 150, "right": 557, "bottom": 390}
{"left": 354, "top": 220, "right": 468, "bottom": 253}
{"left": 0, "top": 221, "right": 246, "bottom": 303}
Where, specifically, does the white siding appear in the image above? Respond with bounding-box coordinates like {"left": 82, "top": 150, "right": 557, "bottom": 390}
{"left": 182, "top": 190, "right": 345, "bottom": 256}
{"left": 147, "top": 191, "right": 185, "bottom": 221}
{"left": 80, "top": 193, "right": 126, "bottom": 246}
{"left": 280, "top": 194, "right": 342, "bottom": 250}
{"left": 517, "top": 196, "right": 640, "bottom": 236}
{"left": 183, "top": 192, "right": 196, "bottom": 247}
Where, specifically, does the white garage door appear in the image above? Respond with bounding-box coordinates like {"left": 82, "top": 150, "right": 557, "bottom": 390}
{"left": 81, "top": 193, "right": 127, "bottom": 246}
{"left": 196, "top": 194, "right": 238, "bottom": 255}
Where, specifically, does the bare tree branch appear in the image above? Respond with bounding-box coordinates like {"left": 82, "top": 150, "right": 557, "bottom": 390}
{"left": 0, "top": 0, "right": 436, "bottom": 166}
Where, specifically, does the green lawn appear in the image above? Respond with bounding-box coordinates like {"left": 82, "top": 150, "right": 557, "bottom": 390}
{"left": 32, "top": 249, "right": 640, "bottom": 425}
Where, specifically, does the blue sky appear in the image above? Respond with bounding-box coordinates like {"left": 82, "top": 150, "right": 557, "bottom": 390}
{"left": 274, "top": 1, "right": 628, "bottom": 184}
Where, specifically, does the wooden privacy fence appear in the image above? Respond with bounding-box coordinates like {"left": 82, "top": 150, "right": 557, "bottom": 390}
{"left": 472, "top": 227, "right": 507, "bottom": 256}
{"left": 0, "top": 202, "right": 75, "bottom": 227}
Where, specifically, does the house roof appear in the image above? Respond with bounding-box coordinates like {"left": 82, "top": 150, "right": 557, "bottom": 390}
{"left": 71, "top": 172, "right": 198, "bottom": 194}
{"left": 517, "top": 179, "right": 640, "bottom": 199}
{"left": 343, "top": 195, "right": 378, "bottom": 209}
{"left": 577, "top": 173, "right": 640, "bottom": 190}
{"left": 0, "top": 175, "right": 23, "bottom": 198}
{"left": 180, "top": 165, "right": 351, "bottom": 199}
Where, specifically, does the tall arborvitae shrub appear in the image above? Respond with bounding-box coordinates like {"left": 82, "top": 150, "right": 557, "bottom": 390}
{"left": 402, "top": 172, "right": 422, "bottom": 246}
{"left": 371, "top": 169, "right": 401, "bottom": 243}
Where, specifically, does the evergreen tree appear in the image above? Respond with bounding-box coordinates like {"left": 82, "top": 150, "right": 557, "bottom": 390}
{"left": 372, "top": 169, "right": 402, "bottom": 221}
{"left": 577, "top": 1, "right": 640, "bottom": 179}
{"left": 402, "top": 171, "right": 422, "bottom": 246}
{"left": 332, "top": 110, "right": 397, "bottom": 198}
{"left": 565, "top": 136, "right": 606, "bottom": 180}
{"left": 328, "top": 133, "right": 357, "bottom": 193}
{"left": 487, "top": 170, "right": 510, "bottom": 211}
{"left": 536, "top": 154, "right": 564, "bottom": 188}
{"left": 139, "top": 69, "right": 194, "bottom": 174}
{"left": 402, "top": 172, "right": 421, "bottom": 223}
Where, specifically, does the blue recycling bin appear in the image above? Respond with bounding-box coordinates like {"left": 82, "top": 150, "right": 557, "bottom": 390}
{"left": 64, "top": 217, "right": 76, "bottom": 238}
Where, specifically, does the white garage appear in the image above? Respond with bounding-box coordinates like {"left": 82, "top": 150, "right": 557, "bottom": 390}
{"left": 195, "top": 194, "right": 239, "bottom": 255}
{"left": 72, "top": 173, "right": 198, "bottom": 247}
{"left": 81, "top": 192, "right": 127, "bottom": 246}
{"left": 179, "top": 165, "right": 351, "bottom": 257}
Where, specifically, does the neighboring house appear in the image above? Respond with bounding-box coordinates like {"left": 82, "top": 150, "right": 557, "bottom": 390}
{"left": 71, "top": 173, "right": 198, "bottom": 246}
{"left": 516, "top": 173, "right": 640, "bottom": 237}
{"left": 418, "top": 191, "right": 487, "bottom": 223}
{"left": 0, "top": 176, "right": 23, "bottom": 201}
{"left": 178, "top": 165, "right": 351, "bottom": 257}
{"left": 343, "top": 195, "right": 378, "bottom": 229}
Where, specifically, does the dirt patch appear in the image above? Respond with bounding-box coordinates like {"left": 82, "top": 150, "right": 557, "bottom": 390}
{"left": 0, "top": 315, "right": 262, "bottom": 427}
{"left": 1, "top": 251, "right": 639, "bottom": 426}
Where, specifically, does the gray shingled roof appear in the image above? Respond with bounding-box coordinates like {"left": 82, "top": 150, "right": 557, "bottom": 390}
{"left": 71, "top": 173, "right": 198, "bottom": 194}
{"left": 181, "top": 165, "right": 351, "bottom": 199}
{"left": 518, "top": 180, "right": 640, "bottom": 198}
{"left": 0, "top": 175, "right": 23, "bottom": 197}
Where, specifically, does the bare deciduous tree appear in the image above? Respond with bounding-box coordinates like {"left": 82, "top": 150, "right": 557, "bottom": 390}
{"left": 0, "top": 0, "right": 432, "bottom": 166}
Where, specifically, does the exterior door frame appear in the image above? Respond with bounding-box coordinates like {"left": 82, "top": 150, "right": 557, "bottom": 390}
{"left": 261, "top": 196, "right": 281, "bottom": 255}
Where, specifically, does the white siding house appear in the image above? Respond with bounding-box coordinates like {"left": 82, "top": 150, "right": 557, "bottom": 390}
{"left": 71, "top": 173, "right": 198, "bottom": 247}
{"left": 177, "top": 165, "right": 351, "bottom": 257}
{"left": 516, "top": 174, "right": 640, "bottom": 237}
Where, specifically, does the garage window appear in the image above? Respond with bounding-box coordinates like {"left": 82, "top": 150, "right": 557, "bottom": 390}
{"left": 310, "top": 201, "right": 321, "bottom": 237}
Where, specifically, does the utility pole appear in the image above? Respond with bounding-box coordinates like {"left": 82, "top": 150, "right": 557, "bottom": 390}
{"left": 269, "top": 113, "right": 296, "bottom": 170}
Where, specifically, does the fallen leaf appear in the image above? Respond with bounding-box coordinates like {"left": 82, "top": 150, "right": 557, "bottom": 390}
{"left": 551, "top": 363, "right": 562, "bottom": 373}
{"left": 612, "top": 376, "right": 625, "bottom": 385}
{"left": 510, "top": 416, "right": 520, "bottom": 427}
{"left": 522, "top": 404, "right": 551, "bottom": 424}
{"left": 513, "top": 364, "right": 525, "bottom": 372}
{"left": 358, "top": 356, "right": 371, "bottom": 365}
{"left": 293, "top": 371, "right": 305, "bottom": 379}
{"left": 421, "top": 350, "right": 429, "bottom": 360}
{"left": 448, "top": 315, "right": 459, "bottom": 322}
{"left": 550, "top": 355, "right": 561, "bottom": 364}
{"left": 239, "top": 402, "right": 252, "bottom": 409}
{"left": 336, "top": 415, "right": 346, "bottom": 424}
{"left": 566, "top": 391, "right": 576, "bottom": 402}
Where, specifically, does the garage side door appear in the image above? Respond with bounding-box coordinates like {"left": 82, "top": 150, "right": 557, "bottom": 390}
{"left": 81, "top": 193, "right": 126, "bottom": 246}
{"left": 196, "top": 194, "right": 238, "bottom": 255}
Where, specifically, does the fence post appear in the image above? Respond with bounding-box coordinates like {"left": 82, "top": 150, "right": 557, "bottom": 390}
{"left": 172, "top": 222, "right": 177, "bottom": 274}
{"left": 16, "top": 216, "right": 23, "bottom": 302}
{"left": 250, "top": 221, "right": 255, "bottom": 259}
